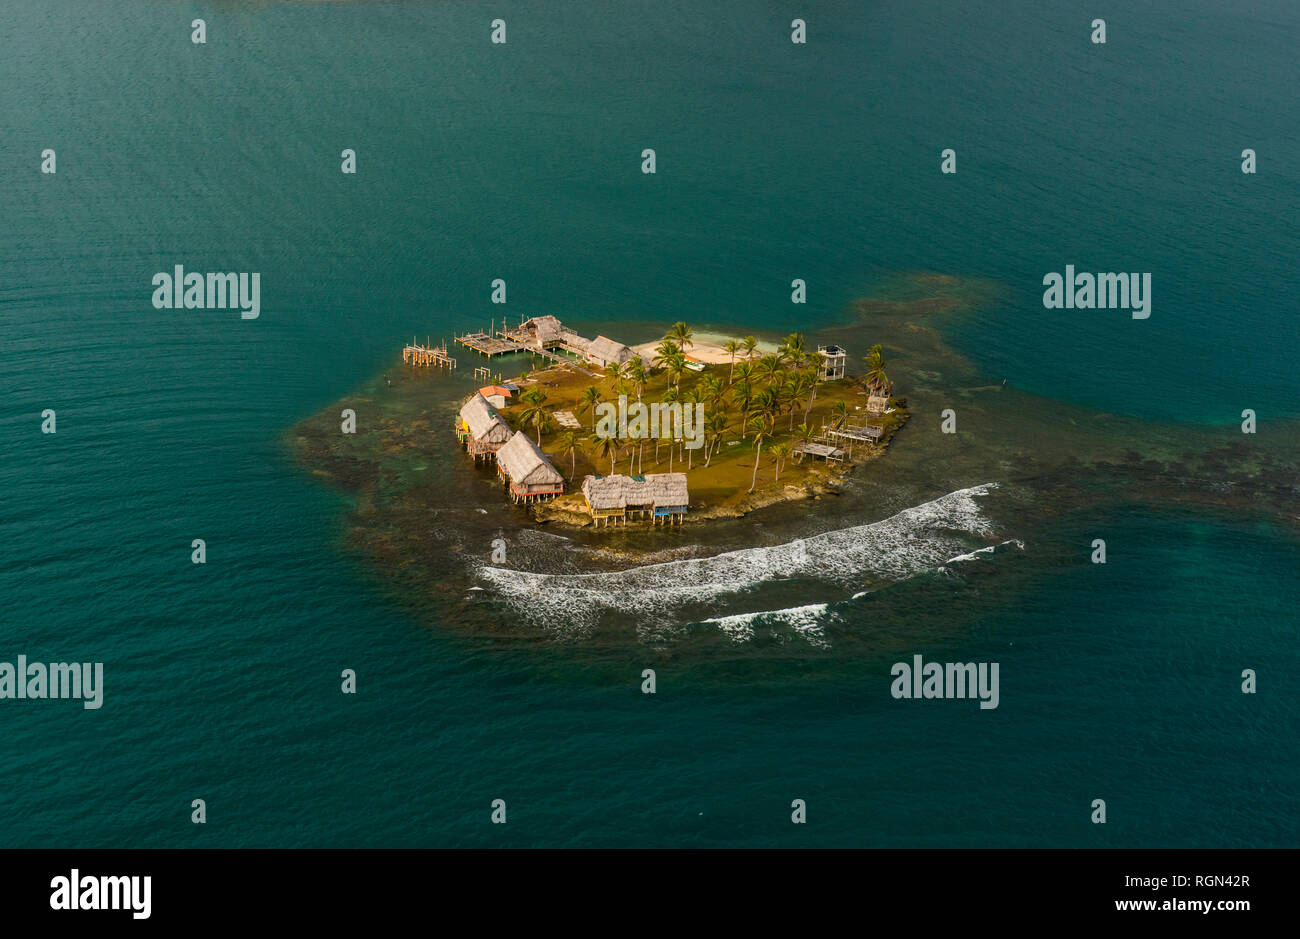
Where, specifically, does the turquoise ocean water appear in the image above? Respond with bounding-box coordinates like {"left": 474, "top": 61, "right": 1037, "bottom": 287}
{"left": 1, "top": 0, "right": 1296, "bottom": 846}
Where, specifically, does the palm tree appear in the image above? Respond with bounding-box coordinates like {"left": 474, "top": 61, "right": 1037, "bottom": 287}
{"left": 868, "top": 365, "right": 890, "bottom": 396}
{"left": 747, "top": 415, "right": 773, "bottom": 493}
{"left": 579, "top": 386, "right": 602, "bottom": 428}
{"left": 590, "top": 433, "right": 619, "bottom": 475}
{"left": 795, "top": 371, "right": 817, "bottom": 425}
{"left": 747, "top": 389, "right": 776, "bottom": 443}
{"left": 732, "top": 361, "right": 754, "bottom": 387}
{"left": 732, "top": 380, "right": 754, "bottom": 437}
{"left": 704, "top": 412, "right": 728, "bottom": 466}
{"left": 700, "top": 374, "right": 724, "bottom": 410}
{"left": 770, "top": 441, "right": 792, "bottom": 482}
{"left": 664, "top": 352, "right": 687, "bottom": 390}
{"left": 830, "top": 400, "right": 849, "bottom": 430}
{"left": 661, "top": 386, "right": 682, "bottom": 471}
{"left": 757, "top": 354, "right": 783, "bottom": 385}
{"left": 776, "top": 380, "right": 799, "bottom": 430}
{"left": 624, "top": 356, "right": 647, "bottom": 400}
{"left": 741, "top": 335, "right": 758, "bottom": 359}
{"left": 652, "top": 339, "right": 681, "bottom": 374}
{"left": 666, "top": 321, "right": 694, "bottom": 350}
{"left": 519, "top": 400, "right": 550, "bottom": 444}
{"left": 604, "top": 362, "right": 624, "bottom": 387}
{"left": 792, "top": 423, "right": 815, "bottom": 463}
{"left": 557, "top": 430, "right": 583, "bottom": 479}
{"left": 683, "top": 386, "right": 704, "bottom": 470}
{"left": 863, "top": 344, "right": 889, "bottom": 394}
{"left": 655, "top": 385, "right": 681, "bottom": 465}
{"left": 722, "top": 339, "right": 740, "bottom": 382}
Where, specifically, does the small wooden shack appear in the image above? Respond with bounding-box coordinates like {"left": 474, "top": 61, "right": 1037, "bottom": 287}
{"left": 580, "top": 473, "right": 689, "bottom": 526}
{"left": 496, "top": 432, "right": 565, "bottom": 503}
{"left": 794, "top": 441, "right": 846, "bottom": 464}
{"left": 866, "top": 394, "right": 890, "bottom": 414}
{"left": 456, "top": 394, "right": 512, "bottom": 460}
{"left": 478, "top": 385, "right": 514, "bottom": 408}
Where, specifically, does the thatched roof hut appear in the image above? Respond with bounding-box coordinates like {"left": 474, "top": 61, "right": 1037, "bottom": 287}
{"left": 496, "top": 432, "right": 564, "bottom": 501}
{"left": 514, "top": 315, "right": 564, "bottom": 348}
{"left": 585, "top": 335, "right": 634, "bottom": 368}
{"left": 458, "top": 394, "right": 512, "bottom": 452}
{"left": 641, "top": 473, "right": 689, "bottom": 510}
{"left": 580, "top": 472, "right": 689, "bottom": 524}
{"left": 581, "top": 474, "right": 633, "bottom": 512}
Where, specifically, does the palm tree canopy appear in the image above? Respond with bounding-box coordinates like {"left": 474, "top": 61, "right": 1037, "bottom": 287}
{"left": 666, "top": 321, "right": 694, "bottom": 349}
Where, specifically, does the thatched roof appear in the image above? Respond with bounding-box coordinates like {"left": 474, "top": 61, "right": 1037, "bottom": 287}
{"left": 459, "top": 394, "right": 512, "bottom": 443}
{"left": 521, "top": 315, "right": 564, "bottom": 344}
{"left": 497, "top": 432, "right": 564, "bottom": 486}
{"left": 581, "top": 473, "right": 689, "bottom": 510}
{"left": 581, "top": 474, "right": 632, "bottom": 510}
{"left": 587, "top": 335, "right": 633, "bottom": 366}
{"left": 642, "top": 472, "right": 689, "bottom": 506}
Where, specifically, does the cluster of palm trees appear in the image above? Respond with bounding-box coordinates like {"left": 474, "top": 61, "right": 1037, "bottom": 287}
{"left": 504, "top": 322, "right": 856, "bottom": 495}
{"left": 620, "top": 327, "right": 833, "bottom": 492}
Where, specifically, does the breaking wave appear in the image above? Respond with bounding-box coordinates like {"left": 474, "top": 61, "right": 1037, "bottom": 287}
{"left": 942, "top": 539, "right": 1025, "bottom": 567}
{"left": 703, "top": 603, "right": 835, "bottom": 648}
{"left": 476, "top": 483, "right": 1005, "bottom": 635}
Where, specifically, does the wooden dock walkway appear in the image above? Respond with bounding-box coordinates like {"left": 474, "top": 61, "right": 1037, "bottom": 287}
{"left": 456, "top": 331, "right": 520, "bottom": 356}
{"left": 454, "top": 330, "right": 603, "bottom": 377}
{"left": 403, "top": 338, "right": 456, "bottom": 369}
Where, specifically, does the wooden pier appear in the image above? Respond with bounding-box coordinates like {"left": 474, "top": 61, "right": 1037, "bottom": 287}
{"left": 456, "top": 331, "right": 521, "bottom": 357}
{"left": 454, "top": 329, "right": 603, "bottom": 377}
{"left": 403, "top": 338, "right": 457, "bottom": 369}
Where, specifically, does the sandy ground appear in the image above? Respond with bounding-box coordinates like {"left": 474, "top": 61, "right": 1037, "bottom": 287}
{"left": 629, "top": 333, "right": 780, "bottom": 365}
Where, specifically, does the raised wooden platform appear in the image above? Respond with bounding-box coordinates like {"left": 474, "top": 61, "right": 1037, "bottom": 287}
{"left": 456, "top": 332, "right": 521, "bottom": 356}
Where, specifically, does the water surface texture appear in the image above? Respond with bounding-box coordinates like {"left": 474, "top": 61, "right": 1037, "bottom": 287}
{"left": 1, "top": 0, "right": 1296, "bottom": 847}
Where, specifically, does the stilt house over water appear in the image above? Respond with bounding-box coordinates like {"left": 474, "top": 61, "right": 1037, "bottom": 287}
{"left": 580, "top": 473, "right": 689, "bottom": 526}
{"left": 496, "top": 432, "right": 565, "bottom": 503}
{"left": 456, "top": 394, "right": 513, "bottom": 460}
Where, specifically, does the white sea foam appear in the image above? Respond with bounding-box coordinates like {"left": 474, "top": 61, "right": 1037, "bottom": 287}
{"left": 476, "top": 483, "right": 1003, "bottom": 634}
{"left": 941, "top": 538, "right": 1024, "bottom": 567}
{"left": 703, "top": 602, "right": 834, "bottom": 647}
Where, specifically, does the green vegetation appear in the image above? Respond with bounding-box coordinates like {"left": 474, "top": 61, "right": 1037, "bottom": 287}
{"left": 491, "top": 324, "right": 909, "bottom": 511}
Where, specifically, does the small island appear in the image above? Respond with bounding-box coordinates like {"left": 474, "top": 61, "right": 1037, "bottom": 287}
{"left": 287, "top": 272, "right": 1300, "bottom": 639}
{"left": 447, "top": 317, "right": 910, "bottom": 527}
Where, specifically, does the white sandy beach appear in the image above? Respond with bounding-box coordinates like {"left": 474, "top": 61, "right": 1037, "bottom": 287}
{"left": 629, "top": 332, "right": 781, "bottom": 364}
